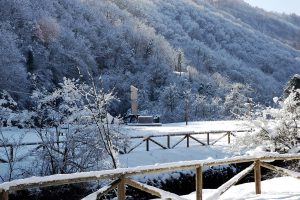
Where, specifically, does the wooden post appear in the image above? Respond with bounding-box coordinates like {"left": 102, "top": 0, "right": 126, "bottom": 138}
{"left": 146, "top": 138, "right": 149, "bottom": 151}
{"left": 1, "top": 190, "right": 9, "bottom": 200}
{"left": 227, "top": 132, "right": 231, "bottom": 144}
{"left": 187, "top": 134, "right": 190, "bottom": 148}
{"left": 196, "top": 166, "right": 203, "bottom": 200}
{"left": 167, "top": 135, "right": 170, "bottom": 149}
{"left": 254, "top": 160, "right": 261, "bottom": 194}
{"left": 9, "top": 146, "right": 13, "bottom": 162}
{"left": 207, "top": 133, "right": 210, "bottom": 145}
{"left": 118, "top": 177, "right": 126, "bottom": 200}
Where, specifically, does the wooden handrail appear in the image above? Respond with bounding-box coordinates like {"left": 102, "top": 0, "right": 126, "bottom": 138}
{"left": 0, "top": 141, "right": 65, "bottom": 148}
{"left": 127, "top": 129, "right": 251, "bottom": 152}
{"left": 129, "top": 129, "right": 251, "bottom": 139}
{"left": 0, "top": 154, "right": 299, "bottom": 197}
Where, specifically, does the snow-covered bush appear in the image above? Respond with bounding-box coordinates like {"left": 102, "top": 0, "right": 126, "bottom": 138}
{"left": 239, "top": 75, "right": 300, "bottom": 154}
{"left": 0, "top": 90, "right": 17, "bottom": 125}
{"left": 25, "top": 76, "right": 126, "bottom": 176}
{"left": 224, "top": 83, "right": 252, "bottom": 119}
{"left": 257, "top": 90, "right": 300, "bottom": 153}
{"left": 233, "top": 75, "right": 300, "bottom": 158}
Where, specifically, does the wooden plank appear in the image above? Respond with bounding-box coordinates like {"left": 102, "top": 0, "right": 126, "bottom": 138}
{"left": 227, "top": 132, "right": 231, "bottom": 144}
{"left": 0, "top": 164, "right": 199, "bottom": 192}
{"left": 230, "top": 132, "right": 236, "bottom": 137}
{"left": 128, "top": 129, "right": 252, "bottom": 139}
{"left": 254, "top": 160, "right": 261, "bottom": 194}
{"left": 127, "top": 139, "right": 146, "bottom": 153}
{"left": 210, "top": 133, "right": 228, "bottom": 145}
{"left": 219, "top": 163, "right": 254, "bottom": 196}
{"left": 1, "top": 154, "right": 300, "bottom": 193}
{"left": 206, "top": 163, "right": 255, "bottom": 199}
{"left": 81, "top": 179, "right": 120, "bottom": 200}
{"left": 189, "top": 135, "right": 206, "bottom": 146}
{"left": 1, "top": 190, "right": 9, "bottom": 200}
{"left": 204, "top": 154, "right": 300, "bottom": 167}
{"left": 167, "top": 135, "right": 171, "bottom": 148}
{"left": 146, "top": 138, "right": 149, "bottom": 151}
{"left": 118, "top": 177, "right": 126, "bottom": 200}
{"left": 148, "top": 138, "right": 168, "bottom": 150}
{"left": 207, "top": 133, "right": 210, "bottom": 145}
{"left": 260, "top": 162, "right": 300, "bottom": 179}
{"left": 125, "top": 178, "right": 160, "bottom": 197}
{"left": 0, "top": 158, "right": 8, "bottom": 163}
{"left": 196, "top": 166, "right": 203, "bottom": 200}
{"left": 125, "top": 178, "right": 187, "bottom": 200}
{"left": 172, "top": 135, "right": 187, "bottom": 148}
{"left": 0, "top": 141, "right": 65, "bottom": 148}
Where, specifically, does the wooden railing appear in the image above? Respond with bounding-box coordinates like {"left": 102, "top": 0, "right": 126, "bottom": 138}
{"left": 0, "top": 141, "right": 65, "bottom": 163}
{"left": 126, "top": 129, "right": 251, "bottom": 153}
{"left": 0, "top": 153, "right": 299, "bottom": 200}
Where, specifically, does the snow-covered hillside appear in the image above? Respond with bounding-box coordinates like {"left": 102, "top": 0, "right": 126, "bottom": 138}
{"left": 1, "top": 0, "right": 299, "bottom": 122}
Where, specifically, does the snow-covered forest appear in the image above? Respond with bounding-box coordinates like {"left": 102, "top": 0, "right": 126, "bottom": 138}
{"left": 0, "top": 0, "right": 299, "bottom": 122}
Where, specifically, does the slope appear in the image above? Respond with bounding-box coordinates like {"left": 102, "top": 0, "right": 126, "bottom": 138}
{"left": 0, "top": 0, "right": 299, "bottom": 122}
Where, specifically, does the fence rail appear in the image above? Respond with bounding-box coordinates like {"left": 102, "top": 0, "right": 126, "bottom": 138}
{"left": 0, "top": 141, "right": 65, "bottom": 163}
{"left": 0, "top": 153, "right": 299, "bottom": 200}
{"left": 125, "top": 129, "right": 251, "bottom": 153}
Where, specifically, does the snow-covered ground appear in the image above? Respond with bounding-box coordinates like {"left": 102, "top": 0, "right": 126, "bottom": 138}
{"left": 183, "top": 177, "right": 300, "bottom": 200}
{"left": 121, "top": 120, "right": 253, "bottom": 137}
{"left": 0, "top": 120, "right": 254, "bottom": 180}
{"left": 119, "top": 120, "right": 254, "bottom": 167}
{"left": 1, "top": 120, "right": 254, "bottom": 167}
{"left": 1, "top": 120, "right": 299, "bottom": 200}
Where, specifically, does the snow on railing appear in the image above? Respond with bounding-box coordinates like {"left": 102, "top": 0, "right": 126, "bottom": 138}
{"left": 0, "top": 153, "right": 300, "bottom": 200}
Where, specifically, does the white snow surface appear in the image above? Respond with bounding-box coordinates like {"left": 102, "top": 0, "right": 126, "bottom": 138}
{"left": 121, "top": 120, "right": 253, "bottom": 137}
{"left": 183, "top": 177, "right": 300, "bottom": 200}
{"left": 1, "top": 120, "right": 299, "bottom": 200}
{"left": 119, "top": 120, "right": 253, "bottom": 167}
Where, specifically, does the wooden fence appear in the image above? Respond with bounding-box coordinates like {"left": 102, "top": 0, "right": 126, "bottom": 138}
{"left": 125, "top": 129, "right": 251, "bottom": 153}
{"left": 0, "top": 141, "right": 65, "bottom": 163}
{"left": 0, "top": 153, "right": 299, "bottom": 200}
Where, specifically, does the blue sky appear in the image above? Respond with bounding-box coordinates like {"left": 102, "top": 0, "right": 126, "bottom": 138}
{"left": 244, "top": 0, "right": 300, "bottom": 15}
